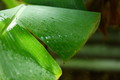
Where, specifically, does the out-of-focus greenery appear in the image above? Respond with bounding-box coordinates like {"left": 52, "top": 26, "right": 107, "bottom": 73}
{"left": 1, "top": 0, "right": 19, "bottom": 8}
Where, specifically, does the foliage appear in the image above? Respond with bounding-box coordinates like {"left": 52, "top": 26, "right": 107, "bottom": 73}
{"left": 0, "top": 0, "right": 100, "bottom": 79}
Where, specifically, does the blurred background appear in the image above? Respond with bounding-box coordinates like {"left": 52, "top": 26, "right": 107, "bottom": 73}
{"left": 0, "top": 0, "right": 120, "bottom": 80}
{"left": 60, "top": 0, "right": 120, "bottom": 80}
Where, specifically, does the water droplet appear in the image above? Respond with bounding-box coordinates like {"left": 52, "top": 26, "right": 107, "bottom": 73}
{"left": 45, "top": 36, "right": 49, "bottom": 39}
{"left": 58, "top": 35, "right": 61, "bottom": 38}
{"left": 46, "top": 41, "right": 49, "bottom": 43}
{"left": 45, "top": 36, "right": 51, "bottom": 40}
{"left": 40, "top": 36, "right": 44, "bottom": 40}
{"left": 29, "top": 70, "right": 33, "bottom": 73}
{"left": 48, "top": 36, "right": 51, "bottom": 39}
{"left": 16, "top": 72, "right": 20, "bottom": 75}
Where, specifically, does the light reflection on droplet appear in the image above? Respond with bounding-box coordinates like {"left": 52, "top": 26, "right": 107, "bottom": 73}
{"left": 40, "top": 36, "right": 44, "bottom": 40}
{"left": 29, "top": 70, "right": 33, "bottom": 73}
{"left": 46, "top": 41, "right": 49, "bottom": 43}
{"left": 58, "top": 35, "right": 61, "bottom": 38}
{"left": 16, "top": 72, "right": 20, "bottom": 75}
{"left": 47, "top": 36, "right": 51, "bottom": 39}
{"left": 45, "top": 36, "right": 48, "bottom": 39}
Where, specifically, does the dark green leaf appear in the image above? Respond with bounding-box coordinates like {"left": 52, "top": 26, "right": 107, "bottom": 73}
{"left": 23, "top": 0, "right": 86, "bottom": 10}
{"left": 0, "top": 4, "right": 100, "bottom": 60}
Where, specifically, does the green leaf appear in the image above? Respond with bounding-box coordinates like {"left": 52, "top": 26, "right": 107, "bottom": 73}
{"left": 0, "top": 5, "right": 61, "bottom": 80}
{"left": 0, "top": 4, "right": 100, "bottom": 60}
{"left": 2, "top": 0, "right": 19, "bottom": 8}
{"left": 23, "top": 0, "right": 86, "bottom": 10}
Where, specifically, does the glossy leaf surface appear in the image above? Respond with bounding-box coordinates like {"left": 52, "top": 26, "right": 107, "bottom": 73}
{"left": 0, "top": 5, "right": 100, "bottom": 60}
{"left": 23, "top": 0, "right": 86, "bottom": 10}
{"left": 0, "top": 8, "right": 61, "bottom": 80}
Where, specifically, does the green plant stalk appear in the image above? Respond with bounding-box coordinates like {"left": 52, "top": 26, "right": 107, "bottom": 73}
{"left": 57, "top": 59, "right": 120, "bottom": 71}
{"left": 2, "top": 0, "right": 19, "bottom": 8}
